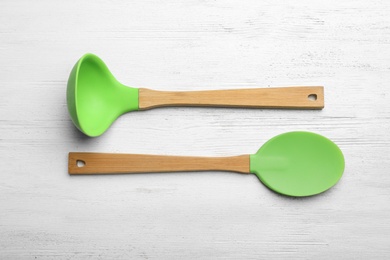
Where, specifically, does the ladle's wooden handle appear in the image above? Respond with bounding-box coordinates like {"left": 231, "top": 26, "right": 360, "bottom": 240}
{"left": 138, "top": 86, "right": 324, "bottom": 110}
{"left": 69, "top": 152, "right": 250, "bottom": 175}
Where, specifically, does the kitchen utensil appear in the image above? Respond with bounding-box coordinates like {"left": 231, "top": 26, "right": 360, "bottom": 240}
{"left": 67, "top": 53, "right": 324, "bottom": 137}
{"left": 68, "top": 131, "right": 344, "bottom": 197}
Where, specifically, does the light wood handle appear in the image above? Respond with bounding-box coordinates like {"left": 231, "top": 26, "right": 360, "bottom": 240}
{"left": 69, "top": 152, "right": 250, "bottom": 175}
{"left": 139, "top": 86, "right": 324, "bottom": 110}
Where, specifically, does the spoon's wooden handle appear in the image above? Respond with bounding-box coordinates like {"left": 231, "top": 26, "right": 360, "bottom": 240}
{"left": 139, "top": 86, "right": 324, "bottom": 110}
{"left": 69, "top": 152, "right": 250, "bottom": 175}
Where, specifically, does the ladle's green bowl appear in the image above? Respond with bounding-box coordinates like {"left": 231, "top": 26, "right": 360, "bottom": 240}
{"left": 67, "top": 53, "right": 139, "bottom": 137}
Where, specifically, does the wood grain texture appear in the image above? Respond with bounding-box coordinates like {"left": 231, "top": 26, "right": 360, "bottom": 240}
{"left": 139, "top": 86, "right": 324, "bottom": 109}
{"left": 69, "top": 152, "right": 250, "bottom": 174}
{"left": 1, "top": 0, "right": 390, "bottom": 259}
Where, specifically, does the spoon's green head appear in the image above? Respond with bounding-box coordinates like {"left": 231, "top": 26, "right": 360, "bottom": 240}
{"left": 67, "top": 53, "right": 139, "bottom": 137}
{"left": 250, "top": 132, "right": 344, "bottom": 197}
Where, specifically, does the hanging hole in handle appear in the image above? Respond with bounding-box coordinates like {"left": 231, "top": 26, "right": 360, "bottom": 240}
{"left": 76, "top": 160, "right": 86, "bottom": 167}
{"left": 308, "top": 94, "right": 317, "bottom": 101}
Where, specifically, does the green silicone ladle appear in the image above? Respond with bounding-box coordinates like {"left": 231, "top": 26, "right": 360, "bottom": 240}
{"left": 69, "top": 131, "right": 345, "bottom": 197}
{"left": 67, "top": 54, "right": 325, "bottom": 137}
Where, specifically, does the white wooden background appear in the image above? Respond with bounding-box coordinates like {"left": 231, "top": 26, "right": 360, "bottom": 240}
{"left": 1, "top": 0, "right": 390, "bottom": 259}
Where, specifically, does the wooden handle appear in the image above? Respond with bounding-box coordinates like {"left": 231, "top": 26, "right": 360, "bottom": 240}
{"left": 139, "top": 86, "right": 324, "bottom": 110}
{"left": 69, "top": 152, "right": 250, "bottom": 175}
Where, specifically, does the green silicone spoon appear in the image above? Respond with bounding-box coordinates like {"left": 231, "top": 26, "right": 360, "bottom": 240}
{"left": 68, "top": 131, "right": 344, "bottom": 197}
{"left": 67, "top": 53, "right": 324, "bottom": 137}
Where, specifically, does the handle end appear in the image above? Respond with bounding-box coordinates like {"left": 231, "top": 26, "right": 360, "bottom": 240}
{"left": 68, "top": 152, "right": 87, "bottom": 175}
{"left": 305, "top": 86, "right": 324, "bottom": 109}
